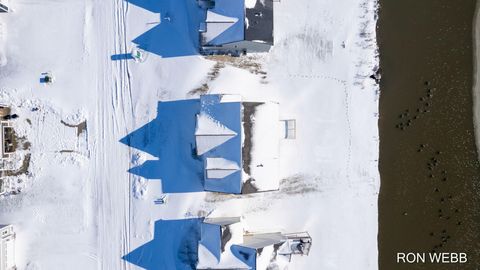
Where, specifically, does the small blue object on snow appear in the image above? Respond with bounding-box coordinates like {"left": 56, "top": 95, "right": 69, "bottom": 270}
{"left": 154, "top": 195, "right": 167, "bottom": 205}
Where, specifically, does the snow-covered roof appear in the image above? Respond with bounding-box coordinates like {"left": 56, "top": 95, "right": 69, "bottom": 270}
{"left": 125, "top": 94, "right": 279, "bottom": 195}
{"left": 195, "top": 95, "right": 281, "bottom": 194}
{"left": 205, "top": 157, "right": 241, "bottom": 179}
{"left": 195, "top": 113, "right": 237, "bottom": 156}
{"left": 197, "top": 95, "right": 243, "bottom": 194}
{"left": 198, "top": 219, "right": 254, "bottom": 270}
{"left": 201, "top": 0, "right": 245, "bottom": 46}
{"left": 124, "top": 217, "right": 307, "bottom": 270}
{"left": 242, "top": 232, "right": 286, "bottom": 249}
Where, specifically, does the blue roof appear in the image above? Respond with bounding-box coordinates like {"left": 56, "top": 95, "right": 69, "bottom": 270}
{"left": 231, "top": 245, "right": 257, "bottom": 270}
{"left": 123, "top": 219, "right": 257, "bottom": 270}
{"left": 122, "top": 95, "right": 243, "bottom": 194}
{"left": 125, "top": 0, "right": 247, "bottom": 58}
{"left": 123, "top": 218, "right": 202, "bottom": 270}
{"left": 205, "top": 0, "right": 245, "bottom": 46}
{"left": 200, "top": 223, "right": 222, "bottom": 261}
{"left": 200, "top": 95, "right": 243, "bottom": 194}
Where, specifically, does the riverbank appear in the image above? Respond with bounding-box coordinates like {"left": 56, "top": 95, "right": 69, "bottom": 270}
{"left": 474, "top": 0, "right": 480, "bottom": 161}
{"left": 378, "top": 0, "right": 480, "bottom": 269}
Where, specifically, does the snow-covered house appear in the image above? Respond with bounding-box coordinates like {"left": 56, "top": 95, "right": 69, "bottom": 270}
{"left": 195, "top": 94, "right": 281, "bottom": 194}
{"left": 199, "top": 0, "right": 274, "bottom": 55}
{"left": 197, "top": 217, "right": 312, "bottom": 270}
{"left": 123, "top": 94, "right": 283, "bottom": 194}
{"left": 123, "top": 217, "right": 312, "bottom": 270}
{"left": 128, "top": 0, "right": 273, "bottom": 57}
{"left": 0, "top": 225, "right": 15, "bottom": 270}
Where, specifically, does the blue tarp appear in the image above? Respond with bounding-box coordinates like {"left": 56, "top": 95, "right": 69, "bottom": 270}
{"left": 123, "top": 219, "right": 202, "bottom": 270}
{"left": 199, "top": 223, "right": 222, "bottom": 261}
{"left": 206, "top": 0, "right": 245, "bottom": 46}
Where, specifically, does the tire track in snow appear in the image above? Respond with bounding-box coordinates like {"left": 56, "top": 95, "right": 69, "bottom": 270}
{"left": 91, "top": 0, "right": 133, "bottom": 269}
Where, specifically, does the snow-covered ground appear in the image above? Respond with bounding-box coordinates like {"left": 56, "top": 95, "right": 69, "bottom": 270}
{"left": 0, "top": 0, "right": 379, "bottom": 269}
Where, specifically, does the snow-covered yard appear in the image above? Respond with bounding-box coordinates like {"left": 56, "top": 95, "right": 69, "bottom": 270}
{"left": 0, "top": 0, "right": 379, "bottom": 269}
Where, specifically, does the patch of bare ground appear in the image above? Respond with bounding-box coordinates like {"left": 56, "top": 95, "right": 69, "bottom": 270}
{"left": 60, "top": 120, "right": 87, "bottom": 137}
{"left": 2, "top": 154, "right": 31, "bottom": 177}
{"left": 188, "top": 62, "right": 226, "bottom": 96}
{"left": 202, "top": 174, "right": 320, "bottom": 203}
{"left": 206, "top": 55, "right": 267, "bottom": 77}
{"left": 0, "top": 127, "right": 32, "bottom": 183}
{"left": 188, "top": 55, "right": 268, "bottom": 96}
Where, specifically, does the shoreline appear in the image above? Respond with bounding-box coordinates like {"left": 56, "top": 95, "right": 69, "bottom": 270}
{"left": 473, "top": 0, "right": 480, "bottom": 160}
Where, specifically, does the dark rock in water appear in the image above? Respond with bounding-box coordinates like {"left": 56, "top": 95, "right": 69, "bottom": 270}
{"left": 424, "top": 81, "right": 431, "bottom": 86}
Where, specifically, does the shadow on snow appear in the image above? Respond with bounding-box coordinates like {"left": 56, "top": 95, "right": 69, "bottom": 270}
{"left": 120, "top": 100, "right": 204, "bottom": 193}
{"left": 123, "top": 219, "right": 202, "bottom": 270}
{"left": 122, "top": 218, "right": 257, "bottom": 270}
{"left": 124, "top": 0, "right": 205, "bottom": 58}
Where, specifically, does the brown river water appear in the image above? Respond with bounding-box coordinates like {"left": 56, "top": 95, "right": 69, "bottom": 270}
{"left": 377, "top": 0, "right": 480, "bottom": 269}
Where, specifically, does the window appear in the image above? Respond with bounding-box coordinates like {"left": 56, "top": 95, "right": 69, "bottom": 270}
{"left": 283, "top": 119, "right": 296, "bottom": 139}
